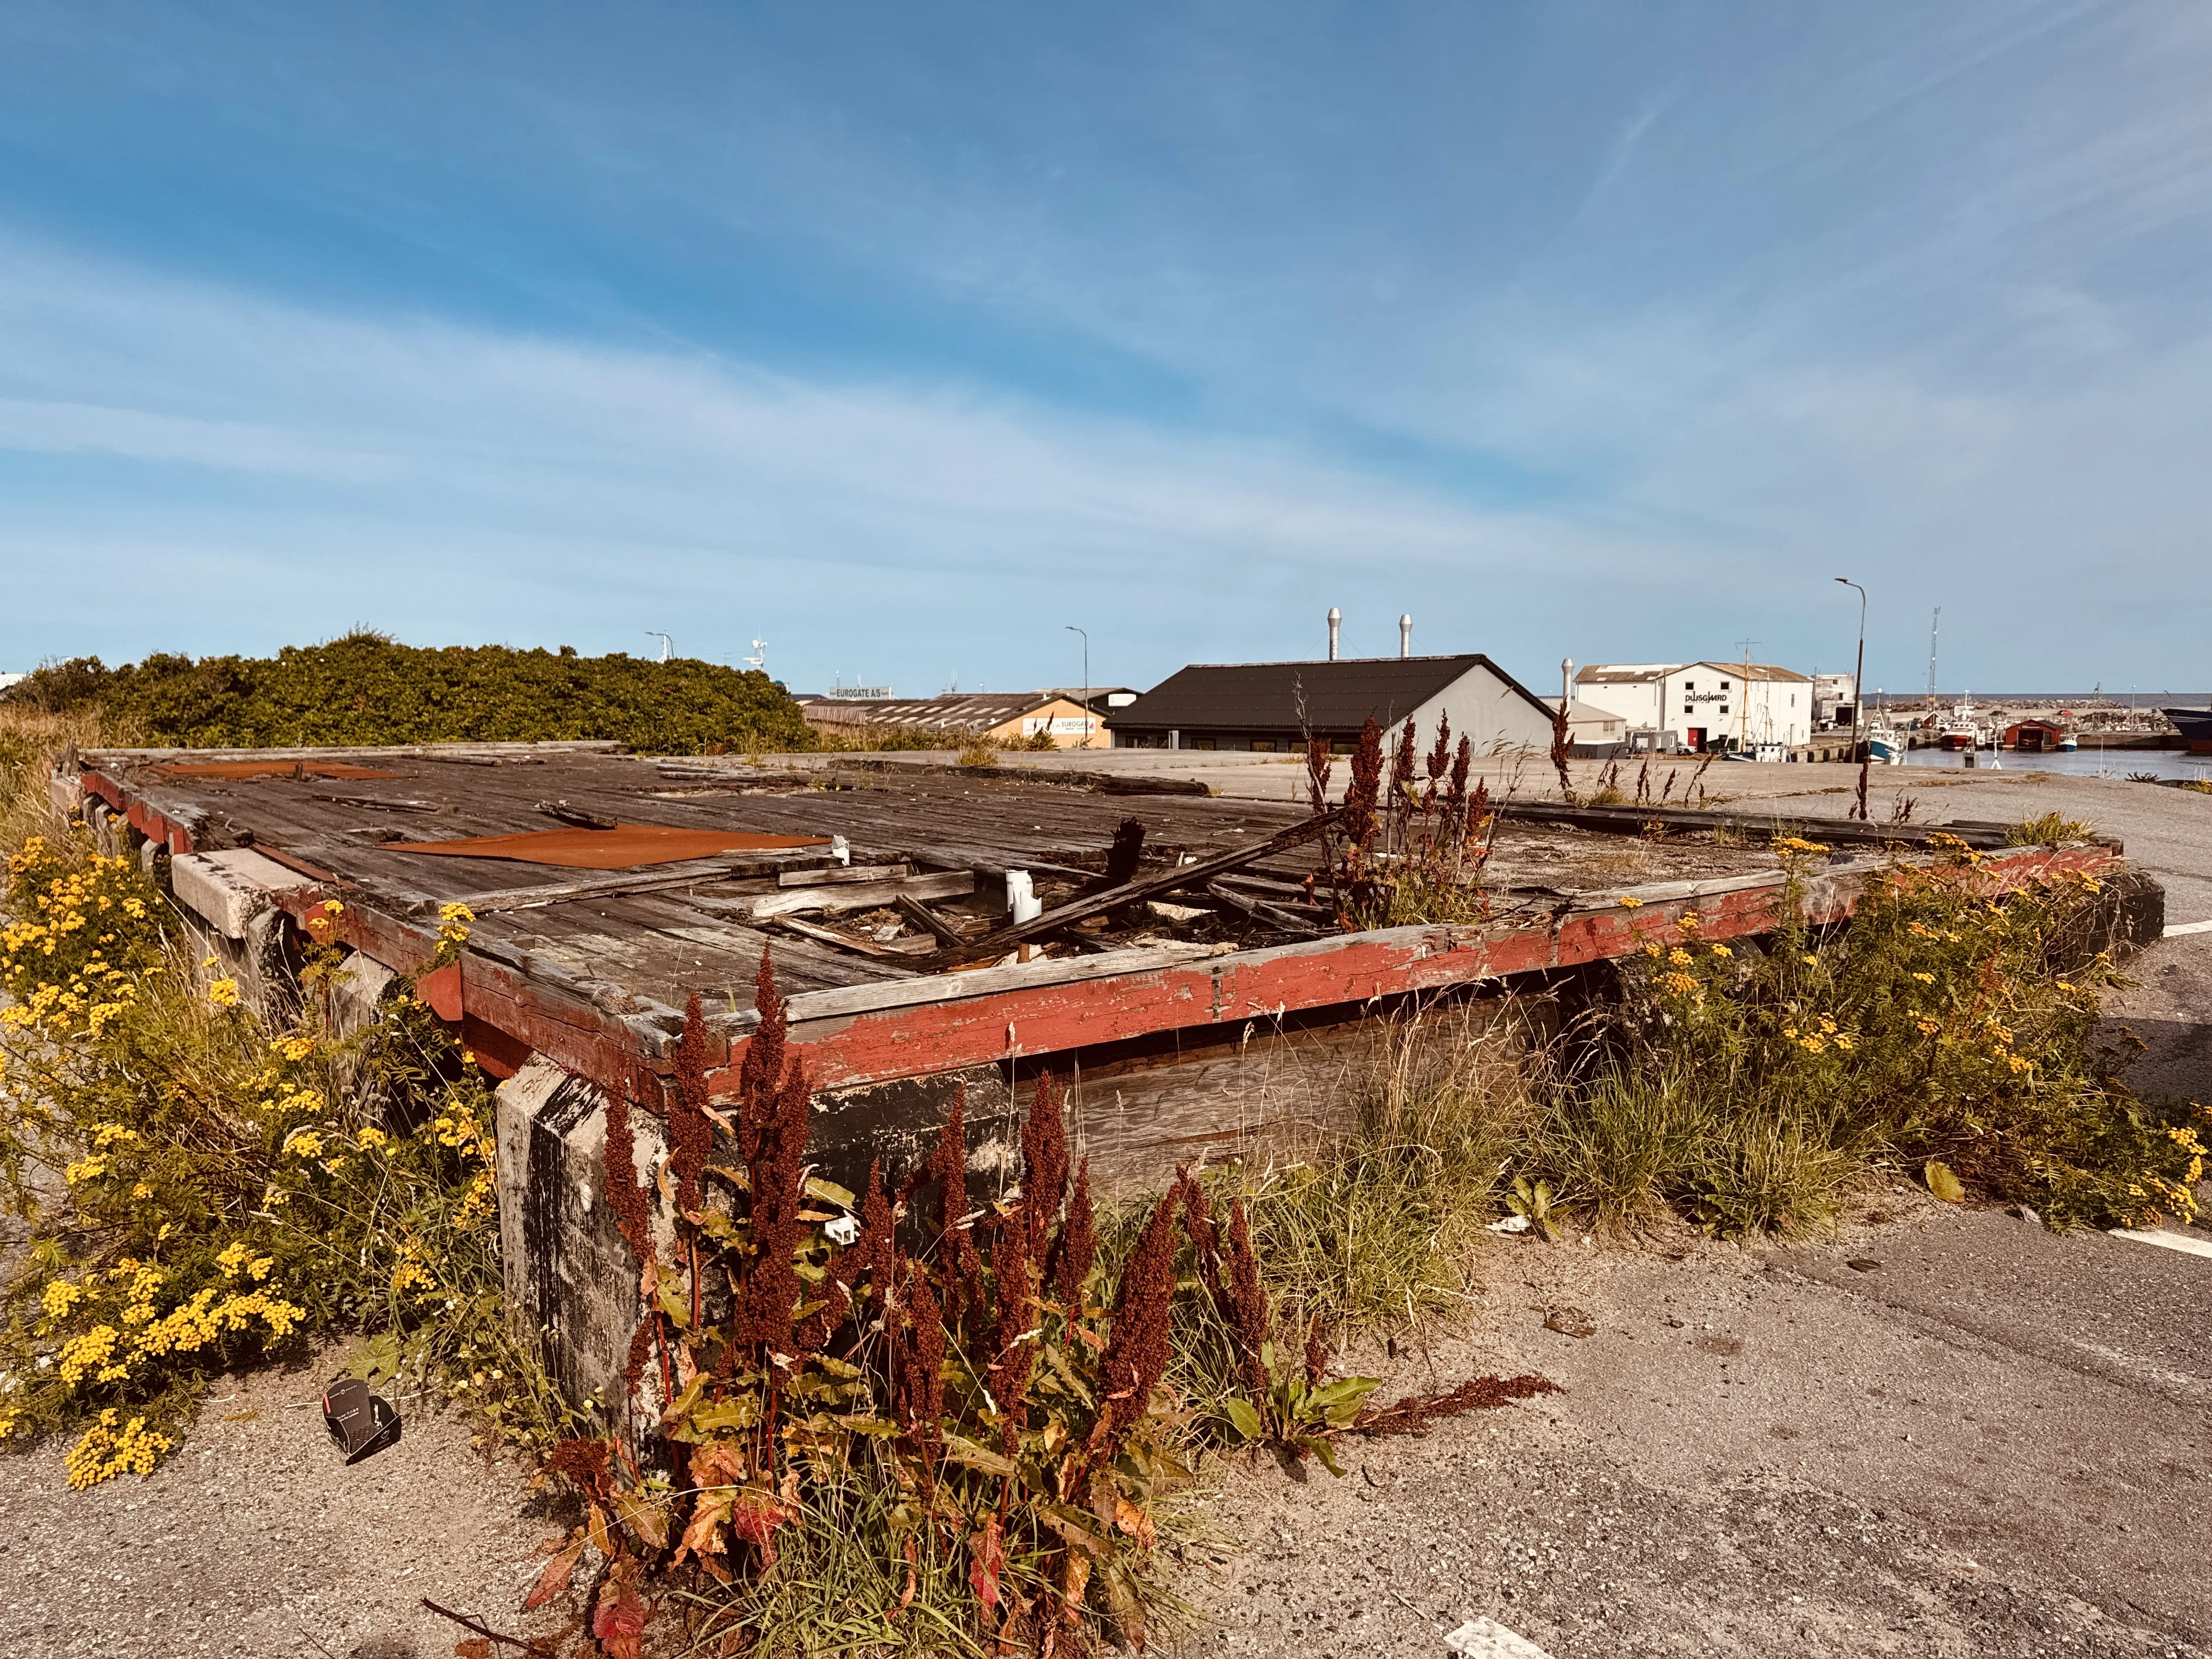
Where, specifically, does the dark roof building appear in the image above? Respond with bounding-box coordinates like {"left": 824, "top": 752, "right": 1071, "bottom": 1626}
{"left": 1105, "top": 654, "right": 1558, "bottom": 755}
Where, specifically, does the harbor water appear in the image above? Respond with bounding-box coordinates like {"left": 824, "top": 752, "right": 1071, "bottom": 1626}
{"left": 1903, "top": 747, "right": 2212, "bottom": 782}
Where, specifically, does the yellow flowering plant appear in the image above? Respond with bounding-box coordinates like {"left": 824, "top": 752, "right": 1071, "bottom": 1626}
{"left": 2, "top": 823, "right": 568, "bottom": 1485}
{"left": 1577, "top": 838, "right": 2200, "bottom": 1234}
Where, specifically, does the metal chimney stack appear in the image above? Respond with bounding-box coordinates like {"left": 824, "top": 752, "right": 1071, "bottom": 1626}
{"left": 1400, "top": 614, "right": 1412, "bottom": 658}
{"left": 1327, "top": 607, "right": 1341, "bottom": 662}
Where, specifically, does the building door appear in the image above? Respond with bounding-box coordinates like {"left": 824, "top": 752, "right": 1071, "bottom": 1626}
{"left": 1686, "top": 727, "right": 1706, "bottom": 751}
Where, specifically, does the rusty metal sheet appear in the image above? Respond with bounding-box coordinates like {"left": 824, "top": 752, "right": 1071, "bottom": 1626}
{"left": 388, "top": 823, "right": 831, "bottom": 869}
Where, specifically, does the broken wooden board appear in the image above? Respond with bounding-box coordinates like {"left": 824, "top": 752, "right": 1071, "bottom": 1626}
{"left": 696, "top": 870, "right": 975, "bottom": 921}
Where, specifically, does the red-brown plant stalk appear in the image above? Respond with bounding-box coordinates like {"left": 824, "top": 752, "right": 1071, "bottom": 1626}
{"left": 1094, "top": 1191, "right": 1179, "bottom": 1446}
{"left": 670, "top": 990, "right": 714, "bottom": 1217}
{"left": 1047, "top": 1158, "right": 1096, "bottom": 1308}
{"left": 1020, "top": 1073, "right": 1071, "bottom": 1257}
{"left": 911, "top": 1087, "right": 985, "bottom": 1334}
{"left": 984, "top": 1207, "right": 1038, "bottom": 1449}
{"left": 896, "top": 1265, "right": 947, "bottom": 1487}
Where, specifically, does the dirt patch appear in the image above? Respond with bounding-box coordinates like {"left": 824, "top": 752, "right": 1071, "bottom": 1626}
{"left": 0, "top": 1342, "right": 563, "bottom": 1659}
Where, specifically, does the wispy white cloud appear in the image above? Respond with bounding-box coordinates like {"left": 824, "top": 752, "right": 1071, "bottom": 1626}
{"left": 0, "top": 239, "right": 1671, "bottom": 688}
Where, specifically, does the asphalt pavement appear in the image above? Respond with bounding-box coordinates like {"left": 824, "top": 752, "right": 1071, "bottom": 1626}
{"left": 1177, "top": 1199, "right": 2210, "bottom": 1659}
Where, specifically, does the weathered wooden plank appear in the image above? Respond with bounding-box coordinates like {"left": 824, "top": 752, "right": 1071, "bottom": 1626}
{"left": 427, "top": 853, "right": 830, "bottom": 916}
{"left": 777, "top": 861, "right": 913, "bottom": 887}
{"left": 696, "top": 871, "right": 973, "bottom": 922}
{"left": 1204, "top": 879, "right": 1327, "bottom": 939}
{"left": 771, "top": 915, "right": 934, "bottom": 960}
{"left": 893, "top": 892, "right": 965, "bottom": 947}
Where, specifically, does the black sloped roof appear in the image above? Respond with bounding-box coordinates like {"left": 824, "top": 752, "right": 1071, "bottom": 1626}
{"left": 1106, "top": 654, "right": 1553, "bottom": 735}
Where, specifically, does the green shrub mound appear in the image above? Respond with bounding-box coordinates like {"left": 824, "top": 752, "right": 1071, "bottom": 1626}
{"left": 5, "top": 635, "right": 812, "bottom": 755}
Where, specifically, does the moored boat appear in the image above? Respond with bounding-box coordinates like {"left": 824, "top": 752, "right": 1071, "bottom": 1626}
{"left": 2165, "top": 708, "right": 2212, "bottom": 755}
{"left": 1867, "top": 724, "right": 1906, "bottom": 764}
{"left": 1939, "top": 696, "right": 1990, "bottom": 752}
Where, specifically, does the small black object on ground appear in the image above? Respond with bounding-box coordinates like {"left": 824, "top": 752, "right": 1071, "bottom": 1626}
{"left": 322, "top": 1374, "right": 403, "bottom": 1463}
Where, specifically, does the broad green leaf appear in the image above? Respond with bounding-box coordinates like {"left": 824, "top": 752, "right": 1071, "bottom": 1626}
{"left": 1220, "top": 1394, "right": 1263, "bottom": 1441}
{"left": 1309, "top": 1376, "right": 1383, "bottom": 1427}
{"left": 654, "top": 1274, "right": 692, "bottom": 1328}
{"left": 346, "top": 1331, "right": 402, "bottom": 1384}
{"left": 804, "top": 1175, "right": 857, "bottom": 1209}
{"left": 1036, "top": 1342, "right": 1096, "bottom": 1408}
{"left": 1301, "top": 1435, "right": 1348, "bottom": 1477}
{"left": 687, "top": 1395, "right": 761, "bottom": 1435}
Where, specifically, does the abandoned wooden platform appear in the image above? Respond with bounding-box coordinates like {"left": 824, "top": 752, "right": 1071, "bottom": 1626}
{"left": 64, "top": 739, "right": 2140, "bottom": 1146}
{"left": 54, "top": 742, "right": 2155, "bottom": 1415}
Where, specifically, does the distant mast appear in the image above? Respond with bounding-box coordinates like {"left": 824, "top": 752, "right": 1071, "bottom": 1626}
{"left": 1925, "top": 607, "right": 1940, "bottom": 706}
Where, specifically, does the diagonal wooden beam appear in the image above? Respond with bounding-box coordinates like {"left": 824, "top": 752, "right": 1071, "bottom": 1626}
{"left": 925, "top": 809, "right": 1342, "bottom": 967}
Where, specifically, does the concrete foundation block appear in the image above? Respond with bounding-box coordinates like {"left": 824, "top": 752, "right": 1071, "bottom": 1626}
{"left": 494, "top": 1058, "right": 661, "bottom": 1428}
{"left": 171, "top": 848, "right": 317, "bottom": 940}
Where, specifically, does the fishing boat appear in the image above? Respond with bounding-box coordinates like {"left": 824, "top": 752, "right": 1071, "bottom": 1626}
{"left": 2165, "top": 708, "right": 2212, "bottom": 755}
{"left": 1866, "top": 724, "right": 1907, "bottom": 764}
{"left": 1939, "top": 696, "right": 1990, "bottom": 752}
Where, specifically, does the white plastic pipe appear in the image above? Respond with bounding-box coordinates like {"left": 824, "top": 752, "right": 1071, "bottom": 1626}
{"left": 1005, "top": 870, "right": 1042, "bottom": 925}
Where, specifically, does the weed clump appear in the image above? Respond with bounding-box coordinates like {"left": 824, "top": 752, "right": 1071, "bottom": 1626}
{"left": 1310, "top": 715, "right": 1493, "bottom": 929}
{"left": 2007, "top": 811, "right": 2096, "bottom": 846}
{"left": 1538, "top": 838, "right": 2205, "bottom": 1234}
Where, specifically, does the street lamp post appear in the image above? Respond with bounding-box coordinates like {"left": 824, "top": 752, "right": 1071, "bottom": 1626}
{"left": 1835, "top": 578, "right": 1868, "bottom": 820}
{"left": 1065, "top": 625, "right": 1090, "bottom": 749}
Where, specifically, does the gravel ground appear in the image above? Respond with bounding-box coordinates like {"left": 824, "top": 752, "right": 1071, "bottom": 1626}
{"left": 0, "top": 1346, "right": 568, "bottom": 1659}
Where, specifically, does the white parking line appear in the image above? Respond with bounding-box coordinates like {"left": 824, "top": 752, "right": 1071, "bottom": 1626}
{"left": 2108, "top": 1228, "right": 2212, "bottom": 1260}
{"left": 2164, "top": 919, "right": 2212, "bottom": 938}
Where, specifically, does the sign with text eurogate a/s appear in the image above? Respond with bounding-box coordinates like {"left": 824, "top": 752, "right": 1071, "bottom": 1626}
{"left": 1025, "top": 715, "right": 1096, "bottom": 735}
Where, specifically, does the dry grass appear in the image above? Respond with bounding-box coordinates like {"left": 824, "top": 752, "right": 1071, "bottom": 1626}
{"left": 0, "top": 707, "right": 107, "bottom": 858}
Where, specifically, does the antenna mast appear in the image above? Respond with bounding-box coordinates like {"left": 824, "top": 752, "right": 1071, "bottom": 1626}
{"left": 1925, "top": 607, "right": 1940, "bottom": 707}
{"left": 1734, "top": 637, "right": 1759, "bottom": 752}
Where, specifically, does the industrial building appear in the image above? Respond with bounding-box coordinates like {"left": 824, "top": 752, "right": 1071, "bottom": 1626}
{"left": 1571, "top": 661, "right": 1815, "bottom": 753}
{"left": 1107, "top": 612, "right": 1556, "bottom": 755}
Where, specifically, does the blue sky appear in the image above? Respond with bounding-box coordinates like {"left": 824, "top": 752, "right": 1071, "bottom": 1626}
{"left": 3, "top": 2, "right": 2208, "bottom": 698}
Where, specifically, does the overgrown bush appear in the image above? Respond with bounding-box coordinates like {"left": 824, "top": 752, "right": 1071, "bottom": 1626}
{"left": 0, "top": 830, "right": 569, "bottom": 1480}
{"left": 3, "top": 634, "right": 813, "bottom": 755}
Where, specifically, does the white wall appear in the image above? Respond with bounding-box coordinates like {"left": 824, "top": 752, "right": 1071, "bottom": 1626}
{"left": 1404, "top": 663, "right": 1558, "bottom": 757}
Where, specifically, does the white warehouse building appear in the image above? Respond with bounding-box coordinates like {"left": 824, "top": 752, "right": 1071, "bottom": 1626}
{"left": 1572, "top": 662, "right": 1815, "bottom": 754}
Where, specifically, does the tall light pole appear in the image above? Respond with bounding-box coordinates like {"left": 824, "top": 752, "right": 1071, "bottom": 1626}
{"left": 1835, "top": 578, "right": 1868, "bottom": 820}
{"left": 1065, "top": 625, "right": 1090, "bottom": 749}
{"left": 646, "top": 631, "right": 674, "bottom": 662}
